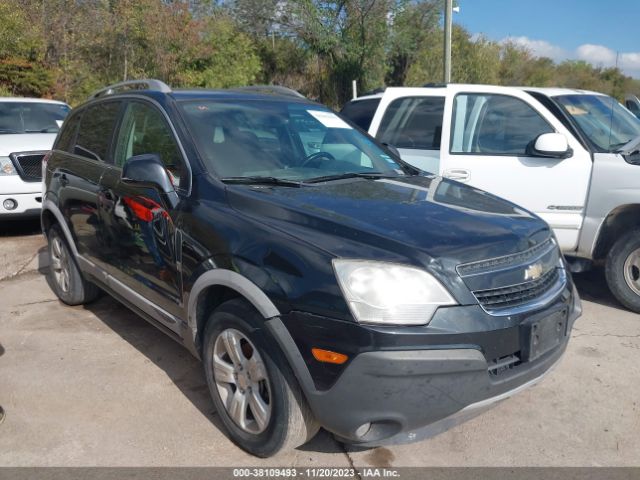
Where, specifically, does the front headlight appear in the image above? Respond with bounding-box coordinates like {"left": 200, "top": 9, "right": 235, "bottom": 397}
{"left": 0, "top": 157, "right": 17, "bottom": 176}
{"left": 333, "top": 260, "right": 456, "bottom": 325}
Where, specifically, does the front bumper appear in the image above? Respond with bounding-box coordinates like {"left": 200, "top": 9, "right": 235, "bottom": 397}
{"left": 0, "top": 191, "right": 42, "bottom": 216}
{"left": 0, "top": 175, "right": 42, "bottom": 216}
{"left": 266, "top": 282, "right": 581, "bottom": 445}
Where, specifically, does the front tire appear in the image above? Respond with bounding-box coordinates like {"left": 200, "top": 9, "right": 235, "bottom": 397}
{"left": 202, "top": 299, "right": 319, "bottom": 457}
{"left": 605, "top": 229, "right": 640, "bottom": 313}
{"left": 47, "top": 225, "right": 99, "bottom": 305}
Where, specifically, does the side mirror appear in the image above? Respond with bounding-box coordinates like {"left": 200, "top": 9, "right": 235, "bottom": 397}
{"left": 122, "top": 154, "right": 174, "bottom": 194}
{"left": 527, "top": 133, "right": 572, "bottom": 159}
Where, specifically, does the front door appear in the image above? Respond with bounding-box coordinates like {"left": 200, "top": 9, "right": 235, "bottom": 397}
{"left": 99, "top": 100, "right": 187, "bottom": 326}
{"left": 439, "top": 90, "right": 593, "bottom": 251}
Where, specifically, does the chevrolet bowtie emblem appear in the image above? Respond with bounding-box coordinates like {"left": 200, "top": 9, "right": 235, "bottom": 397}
{"left": 524, "top": 263, "right": 544, "bottom": 281}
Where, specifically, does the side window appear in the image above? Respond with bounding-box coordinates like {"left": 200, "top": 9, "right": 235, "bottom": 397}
{"left": 627, "top": 100, "right": 640, "bottom": 116}
{"left": 74, "top": 102, "right": 121, "bottom": 162}
{"left": 114, "top": 102, "right": 184, "bottom": 188}
{"left": 54, "top": 113, "right": 81, "bottom": 153}
{"left": 340, "top": 98, "right": 381, "bottom": 131}
{"left": 451, "top": 94, "right": 554, "bottom": 155}
{"left": 377, "top": 97, "right": 445, "bottom": 150}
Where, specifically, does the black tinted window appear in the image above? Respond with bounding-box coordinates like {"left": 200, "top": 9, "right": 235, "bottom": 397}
{"left": 340, "top": 98, "right": 380, "bottom": 131}
{"left": 377, "top": 96, "right": 445, "bottom": 149}
{"left": 74, "top": 102, "right": 121, "bottom": 162}
{"left": 55, "top": 113, "right": 81, "bottom": 152}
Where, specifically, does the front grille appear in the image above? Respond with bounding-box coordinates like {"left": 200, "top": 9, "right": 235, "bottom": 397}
{"left": 474, "top": 268, "right": 560, "bottom": 310}
{"left": 457, "top": 238, "right": 555, "bottom": 276}
{"left": 11, "top": 153, "right": 45, "bottom": 182}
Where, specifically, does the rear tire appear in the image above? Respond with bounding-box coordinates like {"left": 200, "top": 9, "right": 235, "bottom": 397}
{"left": 605, "top": 229, "right": 640, "bottom": 313}
{"left": 47, "top": 224, "right": 99, "bottom": 305}
{"left": 202, "top": 299, "right": 319, "bottom": 457}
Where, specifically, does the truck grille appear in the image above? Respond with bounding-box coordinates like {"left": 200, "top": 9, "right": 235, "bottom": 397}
{"left": 10, "top": 152, "right": 45, "bottom": 182}
{"left": 473, "top": 268, "right": 559, "bottom": 310}
{"left": 457, "top": 237, "right": 566, "bottom": 315}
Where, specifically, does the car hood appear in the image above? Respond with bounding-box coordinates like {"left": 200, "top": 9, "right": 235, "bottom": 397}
{"left": 0, "top": 133, "right": 57, "bottom": 157}
{"left": 226, "top": 175, "right": 550, "bottom": 266}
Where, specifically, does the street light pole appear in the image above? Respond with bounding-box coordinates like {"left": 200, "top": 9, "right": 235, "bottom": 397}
{"left": 443, "top": 0, "right": 453, "bottom": 83}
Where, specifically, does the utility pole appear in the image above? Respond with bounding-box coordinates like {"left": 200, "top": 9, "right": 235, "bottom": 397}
{"left": 443, "top": 0, "right": 453, "bottom": 83}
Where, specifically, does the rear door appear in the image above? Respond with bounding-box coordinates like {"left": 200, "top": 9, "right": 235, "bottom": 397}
{"left": 439, "top": 87, "right": 593, "bottom": 251}
{"left": 98, "top": 99, "right": 187, "bottom": 327}
{"left": 368, "top": 88, "right": 446, "bottom": 174}
{"left": 54, "top": 100, "right": 123, "bottom": 268}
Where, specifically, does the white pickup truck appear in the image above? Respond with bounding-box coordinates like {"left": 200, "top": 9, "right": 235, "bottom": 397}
{"left": 341, "top": 84, "right": 640, "bottom": 312}
{"left": 0, "top": 97, "right": 70, "bottom": 218}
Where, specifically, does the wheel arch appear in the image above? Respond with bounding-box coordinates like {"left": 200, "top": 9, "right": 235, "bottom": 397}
{"left": 41, "top": 200, "right": 79, "bottom": 257}
{"left": 593, "top": 204, "right": 640, "bottom": 260}
{"left": 187, "top": 269, "right": 281, "bottom": 358}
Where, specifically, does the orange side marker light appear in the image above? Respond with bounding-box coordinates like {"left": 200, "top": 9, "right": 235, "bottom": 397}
{"left": 311, "top": 348, "right": 349, "bottom": 365}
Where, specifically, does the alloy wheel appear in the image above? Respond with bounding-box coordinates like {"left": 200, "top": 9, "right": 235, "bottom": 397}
{"left": 50, "top": 235, "right": 70, "bottom": 293}
{"left": 623, "top": 247, "right": 640, "bottom": 296}
{"left": 212, "top": 328, "right": 272, "bottom": 434}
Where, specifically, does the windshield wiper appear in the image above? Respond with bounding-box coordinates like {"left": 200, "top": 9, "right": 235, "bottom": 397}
{"left": 0, "top": 129, "right": 21, "bottom": 134}
{"left": 305, "top": 172, "right": 401, "bottom": 183}
{"left": 221, "top": 176, "right": 303, "bottom": 187}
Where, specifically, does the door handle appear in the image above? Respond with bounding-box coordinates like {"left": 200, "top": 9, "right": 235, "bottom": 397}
{"left": 444, "top": 168, "right": 470, "bottom": 182}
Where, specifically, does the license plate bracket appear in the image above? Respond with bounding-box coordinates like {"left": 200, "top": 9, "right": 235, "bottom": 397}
{"left": 521, "top": 308, "right": 568, "bottom": 362}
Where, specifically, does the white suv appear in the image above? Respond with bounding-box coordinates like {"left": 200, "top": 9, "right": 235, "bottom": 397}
{"left": 1, "top": 97, "right": 70, "bottom": 217}
{"left": 342, "top": 84, "right": 640, "bottom": 312}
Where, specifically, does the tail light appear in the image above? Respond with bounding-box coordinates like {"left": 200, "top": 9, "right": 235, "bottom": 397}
{"left": 41, "top": 151, "right": 51, "bottom": 197}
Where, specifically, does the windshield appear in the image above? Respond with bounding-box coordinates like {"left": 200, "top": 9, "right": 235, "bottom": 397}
{"left": 554, "top": 94, "right": 640, "bottom": 152}
{"left": 179, "top": 100, "right": 407, "bottom": 182}
{"left": 0, "top": 102, "right": 70, "bottom": 134}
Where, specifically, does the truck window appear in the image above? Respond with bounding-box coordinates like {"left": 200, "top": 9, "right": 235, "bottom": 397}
{"left": 340, "top": 98, "right": 381, "bottom": 131}
{"left": 451, "top": 94, "right": 553, "bottom": 155}
{"left": 377, "top": 96, "right": 445, "bottom": 150}
{"left": 627, "top": 100, "right": 640, "bottom": 117}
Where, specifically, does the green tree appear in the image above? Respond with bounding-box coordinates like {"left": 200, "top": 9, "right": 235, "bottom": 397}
{"left": 180, "top": 15, "right": 261, "bottom": 88}
{"left": 386, "top": 0, "right": 440, "bottom": 86}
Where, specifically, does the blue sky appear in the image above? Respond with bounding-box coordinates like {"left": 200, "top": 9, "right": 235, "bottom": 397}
{"left": 456, "top": 0, "right": 640, "bottom": 77}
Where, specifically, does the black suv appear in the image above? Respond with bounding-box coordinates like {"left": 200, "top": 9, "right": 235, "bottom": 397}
{"left": 42, "top": 79, "right": 581, "bottom": 457}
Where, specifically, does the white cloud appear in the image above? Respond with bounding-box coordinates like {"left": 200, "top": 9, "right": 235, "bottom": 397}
{"left": 577, "top": 44, "right": 640, "bottom": 78}
{"left": 576, "top": 44, "right": 618, "bottom": 65}
{"left": 498, "top": 37, "right": 640, "bottom": 78}
{"left": 502, "top": 36, "right": 568, "bottom": 62}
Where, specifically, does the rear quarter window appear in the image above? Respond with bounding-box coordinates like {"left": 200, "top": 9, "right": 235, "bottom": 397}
{"left": 54, "top": 113, "right": 81, "bottom": 153}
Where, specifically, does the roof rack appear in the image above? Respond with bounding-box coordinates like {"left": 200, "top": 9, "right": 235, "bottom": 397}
{"left": 232, "top": 85, "right": 305, "bottom": 99}
{"left": 89, "top": 79, "right": 172, "bottom": 100}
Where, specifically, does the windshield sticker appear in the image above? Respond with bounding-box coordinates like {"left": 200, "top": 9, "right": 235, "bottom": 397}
{"left": 56, "top": 120, "right": 64, "bottom": 127}
{"left": 307, "top": 110, "right": 353, "bottom": 129}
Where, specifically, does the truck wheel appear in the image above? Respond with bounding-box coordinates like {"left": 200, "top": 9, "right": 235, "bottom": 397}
{"left": 605, "top": 229, "right": 640, "bottom": 313}
{"left": 47, "top": 224, "right": 99, "bottom": 305}
{"left": 202, "top": 299, "right": 319, "bottom": 457}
